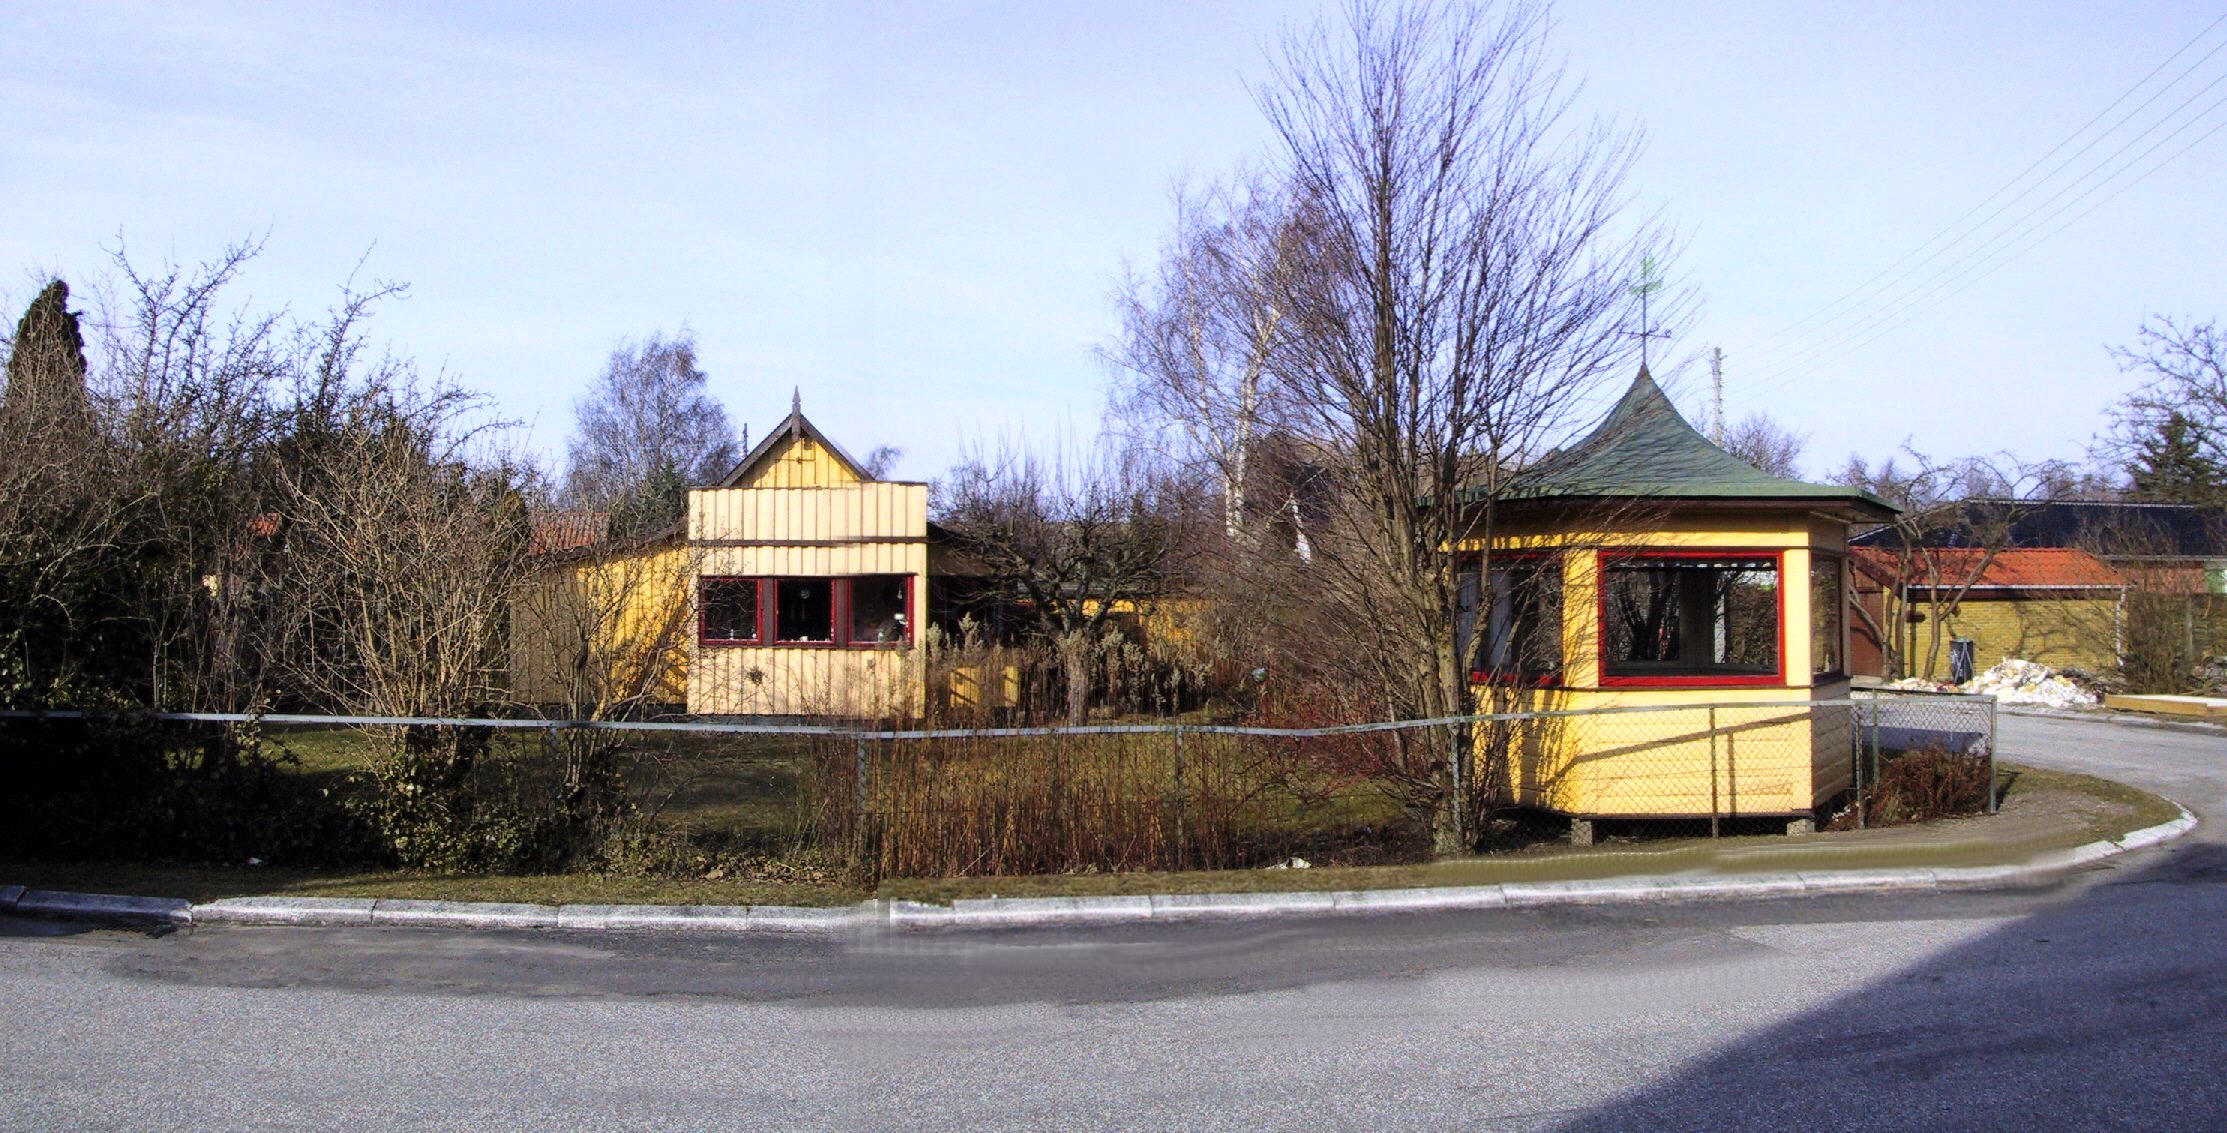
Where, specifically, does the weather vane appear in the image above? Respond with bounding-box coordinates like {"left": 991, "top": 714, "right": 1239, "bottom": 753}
{"left": 1630, "top": 255, "right": 1669, "bottom": 369}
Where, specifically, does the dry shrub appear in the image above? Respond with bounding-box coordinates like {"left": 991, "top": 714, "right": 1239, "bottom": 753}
{"left": 1830, "top": 747, "right": 1992, "bottom": 829}
{"left": 813, "top": 729, "right": 1369, "bottom": 880}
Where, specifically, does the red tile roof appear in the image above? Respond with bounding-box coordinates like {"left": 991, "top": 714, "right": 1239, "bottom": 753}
{"left": 1849, "top": 547, "right": 2126, "bottom": 590}
{"left": 528, "top": 511, "right": 610, "bottom": 555}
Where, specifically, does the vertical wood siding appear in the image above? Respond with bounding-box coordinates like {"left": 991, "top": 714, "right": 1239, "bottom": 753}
{"left": 685, "top": 480, "right": 929, "bottom": 717}
{"left": 733, "top": 435, "right": 861, "bottom": 488}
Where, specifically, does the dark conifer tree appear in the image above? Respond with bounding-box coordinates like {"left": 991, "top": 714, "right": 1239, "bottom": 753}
{"left": 1, "top": 279, "right": 92, "bottom": 436}
{"left": 2127, "top": 411, "right": 2225, "bottom": 505}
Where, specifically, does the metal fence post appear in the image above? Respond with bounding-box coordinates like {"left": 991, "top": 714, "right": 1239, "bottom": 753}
{"left": 1987, "top": 695, "right": 2000, "bottom": 814}
{"left": 1172, "top": 726, "right": 1188, "bottom": 871}
{"left": 1857, "top": 700, "right": 1873, "bottom": 830}
{"left": 853, "top": 734, "right": 872, "bottom": 869}
{"left": 1708, "top": 705, "right": 1720, "bottom": 839}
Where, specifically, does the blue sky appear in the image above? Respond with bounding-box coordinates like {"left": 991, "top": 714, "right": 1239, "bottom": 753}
{"left": 6, "top": 1, "right": 2226, "bottom": 483}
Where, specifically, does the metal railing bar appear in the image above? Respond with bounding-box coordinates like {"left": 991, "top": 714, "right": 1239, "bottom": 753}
{"left": 0, "top": 693, "right": 1993, "bottom": 742}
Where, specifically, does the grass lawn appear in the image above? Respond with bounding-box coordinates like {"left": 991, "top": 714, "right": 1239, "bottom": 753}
{"left": 263, "top": 723, "right": 820, "bottom": 850}
{"left": 1, "top": 760, "right": 2181, "bottom": 910}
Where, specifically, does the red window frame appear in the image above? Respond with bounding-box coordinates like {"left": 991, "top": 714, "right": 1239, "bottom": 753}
{"left": 771, "top": 577, "right": 839, "bottom": 646}
{"left": 842, "top": 574, "right": 914, "bottom": 650}
{"left": 697, "top": 577, "right": 763, "bottom": 646}
{"left": 697, "top": 575, "right": 914, "bottom": 649}
{"left": 1595, "top": 549, "right": 1787, "bottom": 689}
{"left": 1462, "top": 550, "right": 1565, "bottom": 686}
{"left": 1810, "top": 551, "right": 1849, "bottom": 680}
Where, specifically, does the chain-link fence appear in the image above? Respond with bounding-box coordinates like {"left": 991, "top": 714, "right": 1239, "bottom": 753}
{"left": 0, "top": 691, "right": 1996, "bottom": 878}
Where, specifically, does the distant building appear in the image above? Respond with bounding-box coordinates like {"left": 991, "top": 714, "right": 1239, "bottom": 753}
{"left": 1848, "top": 547, "right": 2126, "bottom": 677}
{"left": 1850, "top": 499, "right": 2227, "bottom": 677}
{"left": 511, "top": 400, "right": 927, "bottom": 719}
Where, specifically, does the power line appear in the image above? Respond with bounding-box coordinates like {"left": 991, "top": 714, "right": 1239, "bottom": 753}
{"left": 1744, "top": 76, "right": 2227, "bottom": 389}
{"left": 1724, "top": 12, "right": 2227, "bottom": 399}
{"left": 1747, "top": 107, "right": 2227, "bottom": 387}
{"left": 1736, "top": 11, "right": 2227, "bottom": 365}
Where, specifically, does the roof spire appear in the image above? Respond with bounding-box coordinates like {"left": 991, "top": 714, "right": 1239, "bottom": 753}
{"left": 1629, "top": 254, "right": 1669, "bottom": 370}
{"left": 791, "top": 386, "right": 802, "bottom": 416}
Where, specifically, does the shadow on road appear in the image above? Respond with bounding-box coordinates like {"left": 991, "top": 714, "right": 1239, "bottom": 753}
{"left": 1552, "top": 841, "right": 2227, "bottom": 1132}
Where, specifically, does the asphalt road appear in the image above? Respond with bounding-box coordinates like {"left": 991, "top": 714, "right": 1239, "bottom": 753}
{"left": 2, "top": 712, "right": 2221, "bottom": 1132}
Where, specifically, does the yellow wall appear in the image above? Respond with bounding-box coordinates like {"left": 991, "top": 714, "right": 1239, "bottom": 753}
{"left": 687, "top": 480, "right": 929, "bottom": 718}
{"left": 732, "top": 434, "right": 861, "bottom": 488}
{"left": 1493, "top": 690, "right": 1847, "bottom": 817}
{"left": 510, "top": 542, "right": 693, "bottom": 711}
{"left": 1914, "top": 594, "right": 2121, "bottom": 673}
{"left": 1077, "top": 595, "right": 1211, "bottom": 650}
{"left": 1463, "top": 506, "right": 1857, "bottom": 817}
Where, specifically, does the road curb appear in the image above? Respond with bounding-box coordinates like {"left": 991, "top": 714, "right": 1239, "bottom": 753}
{"left": 13, "top": 890, "right": 193, "bottom": 924}
{"left": 3, "top": 808, "right": 2197, "bottom": 936}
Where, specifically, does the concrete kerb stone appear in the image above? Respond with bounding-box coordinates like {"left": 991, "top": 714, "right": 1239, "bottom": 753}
{"left": 1329, "top": 885, "right": 1508, "bottom": 912}
{"left": 1502, "top": 876, "right": 1680, "bottom": 906}
{"left": 947, "top": 895, "right": 1156, "bottom": 927}
{"left": 1149, "top": 890, "right": 1338, "bottom": 919}
{"left": 1796, "top": 868, "right": 1939, "bottom": 894}
{"left": 194, "top": 896, "right": 375, "bottom": 927}
{"left": 555, "top": 905, "right": 758, "bottom": 932}
{"left": 3, "top": 807, "right": 2200, "bottom": 935}
{"left": 2115, "top": 808, "right": 2199, "bottom": 852}
{"left": 367, "top": 899, "right": 558, "bottom": 931}
{"left": 1932, "top": 863, "right": 2039, "bottom": 889}
{"left": 1644, "top": 873, "right": 1811, "bottom": 902}
{"left": 15, "top": 890, "right": 192, "bottom": 924}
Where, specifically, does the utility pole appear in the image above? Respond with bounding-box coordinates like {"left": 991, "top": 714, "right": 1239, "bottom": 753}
{"left": 1709, "top": 346, "right": 1726, "bottom": 447}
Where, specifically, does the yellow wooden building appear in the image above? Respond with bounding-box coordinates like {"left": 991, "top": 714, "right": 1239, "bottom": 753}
{"left": 1458, "top": 370, "right": 1897, "bottom": 834}
{"left": 511, "top": 399, "right": 929, "bottom": 719}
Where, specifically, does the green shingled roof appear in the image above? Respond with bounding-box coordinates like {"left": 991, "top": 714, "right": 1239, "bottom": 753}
{"left": 1474, "top": 368, "right": 1896, "bottom": 517}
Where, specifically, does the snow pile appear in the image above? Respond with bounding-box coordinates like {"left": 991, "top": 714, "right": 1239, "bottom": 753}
{"left": 1963, "top": 659, "right": 2098, "bottom": 709}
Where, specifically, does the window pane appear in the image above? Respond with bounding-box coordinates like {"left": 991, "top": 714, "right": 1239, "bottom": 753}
{"left": 1603, "top": 566, "right": 1682, "bottom": 664}
{"left": 1812, "top": 557, "right": 1844, "bottom": 675}
{"left": 1455, "top": 563, "right": 1481, "bottom": 672}
{"left": 1481, "top": 559, "right": 1562, "bottom": 677}
{"left": 1715, "top": 568, "right": 1779, "bottom": 671}
{"left": 849, "top": 575, "right": 910, "bottom": 646}
{"left": 700, "top": 578, "right": 758, "bottom": 642}
{"left": 776, "top": 578, "right": 833, "bottom": 642}
{"left": 1604, "top": 556, "right": 1779, "bottom": 679}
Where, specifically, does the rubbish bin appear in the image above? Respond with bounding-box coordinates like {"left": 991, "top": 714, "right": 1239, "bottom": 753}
{"left": 1949, "top": 637, "right": 1977, "bottom": 685}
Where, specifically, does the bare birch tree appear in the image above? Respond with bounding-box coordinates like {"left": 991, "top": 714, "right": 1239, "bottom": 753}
{"left": 562, "top": 330, "right": 738, "bottom": 536}
{"left": 1108, "top": 174, "right": 1305, "bottom": 542}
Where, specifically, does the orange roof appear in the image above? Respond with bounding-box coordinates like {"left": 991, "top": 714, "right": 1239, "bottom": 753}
{"left": 1849, "top": 547, "right": 2125, "bottom": 590}
{"left": 528, "top": 511, "right": 610, "bottom": 555}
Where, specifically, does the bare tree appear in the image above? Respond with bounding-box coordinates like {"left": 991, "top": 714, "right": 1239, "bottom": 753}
{"left": 1837, "top": 448, "right": 2069, "bottom": 680}
{"left": 562, "top": 330, "right": 738, "bottom": 535}
{"left": 1722, "top": 411, "right": 1806, "bottom": 479}
{"left": 2103, "top": 316, "right": 2227, "bottom": 488}
{"left": 98, "top": 243, "right": 293, "bottom": 712}
{"left": 861, "top": 445, "right": 904, "bottom": 479}
{"left": 937, "top": 439, "right": 1202, "bottom": 725}
{"left": 1107, "top": 173, "right": 1305, "bottom": 542}
{"left": 1245, "top": 0, "right": 1660, "bottom": 851}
